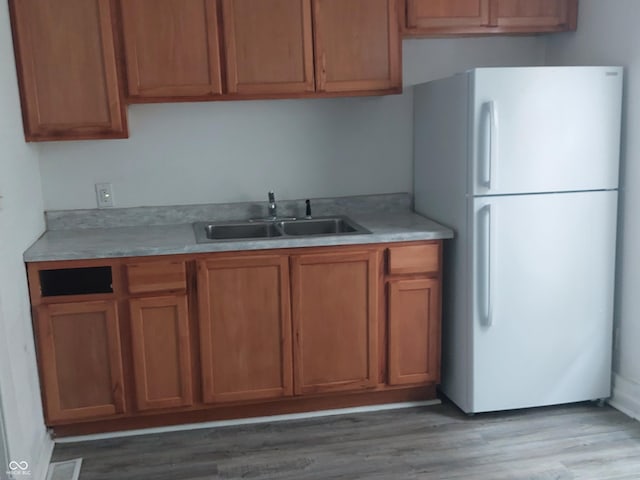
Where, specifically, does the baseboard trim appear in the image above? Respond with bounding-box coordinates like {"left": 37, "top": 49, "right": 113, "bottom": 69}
{"left": 609, "top": 373, "right": 640, "bottom": 421}
{"left": 32, "top": 430, "right": 54, "bottom": 480}
{"left": 55, "top": 399, "right": 441, "bottom": 444}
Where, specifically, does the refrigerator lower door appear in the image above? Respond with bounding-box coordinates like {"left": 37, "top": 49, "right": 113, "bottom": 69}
{"left": 470, "top": 190, "right": 617, "bottom": 413}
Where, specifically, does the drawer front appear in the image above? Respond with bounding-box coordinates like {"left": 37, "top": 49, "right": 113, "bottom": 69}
{"left": 126, "top": 261, "right": 187, "bottom": 294}
{"left": 387, "top": 243, "right": 440, "bottom": 275}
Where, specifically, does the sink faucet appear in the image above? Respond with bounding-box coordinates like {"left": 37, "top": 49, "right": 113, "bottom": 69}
{"left": 268, "top": 191, "right": 277, "bottom": 220}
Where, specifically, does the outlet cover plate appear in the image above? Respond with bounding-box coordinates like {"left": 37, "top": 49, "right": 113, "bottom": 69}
{"left": 95, "top": 183, "right": 114, "bottom": 208}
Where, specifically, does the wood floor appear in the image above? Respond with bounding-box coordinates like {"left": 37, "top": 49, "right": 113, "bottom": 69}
{"left": 51, "top": 401, "right": 640, "bottom": 479}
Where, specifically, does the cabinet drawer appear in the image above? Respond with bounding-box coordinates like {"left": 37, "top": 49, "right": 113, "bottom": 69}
{"left": 126, "top": 261, "right": 186, "bottom": 294}
{"left": 387, "top": 244, "right": 440, "bottom": 275}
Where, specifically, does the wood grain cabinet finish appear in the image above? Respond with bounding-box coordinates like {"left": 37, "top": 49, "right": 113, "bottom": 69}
{"left": 9, "top": 0, "right": 127, "bottom": 141}
{"left": 222, "top": 0, "right": 315, "bottom": 95}
{"left": 406, "top": 0, "right": 490, "bottom": 30}
{"left": 35, "top": 301, "right": 126, "bottom": 423}
{"left": 388, "top": 278, "right": 441, "bottom": 385}
{"left": 291, "top": 250, "right": 379, "bottom": 395}
{"left": 198, "top": 255, "right": 293, "bottom": 403}
{"left": 403, "top": 0, "right": 577, "bottom": 35}
{"left": 495, "top": 0, "right": 577, "bottom": 30}
{"left": 120, "top": 0, "right": 223, "bottom": 99}
{"left": 129, "top": 295, "right": 193, "bottom": 411}
{"left": 313, "top": 0, "right": 401, "bottom": 94}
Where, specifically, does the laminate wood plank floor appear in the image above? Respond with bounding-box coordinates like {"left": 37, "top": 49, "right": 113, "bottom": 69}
{"left": 52, "top": 402, "right": 640, "bottom": 480}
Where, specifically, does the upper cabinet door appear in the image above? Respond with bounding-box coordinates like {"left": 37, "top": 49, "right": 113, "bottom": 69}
{"left": 313, "top": 0, "right": 401, "bottom": 94}
{"left": 222, "top": 0, "right": 315, "bottom": 95}
{"left": 496, "top": 0, "right": 577, "bottom": 30}
{"left": 406, "top": 0, "right": 490, "bottom": 29}
{"left": 9, "top": 0, "right": 127, "bottom": 141}
{"left": 120, "top": 0, "right": 223, "bottom": 99}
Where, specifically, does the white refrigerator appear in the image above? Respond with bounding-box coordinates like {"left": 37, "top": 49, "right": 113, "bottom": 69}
{"left": 413, "top": 67, "right": 623, "bottom": 414}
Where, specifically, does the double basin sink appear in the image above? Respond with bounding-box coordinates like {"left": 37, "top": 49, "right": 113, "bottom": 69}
{"left": 194, "top": 216, "right": 371, "bottom": 243}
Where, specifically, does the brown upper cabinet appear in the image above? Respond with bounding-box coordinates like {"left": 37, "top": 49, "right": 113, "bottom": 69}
{"left": 313, "top": 0, "right": 402, "bottom": 94}
{"left": 9, "top": 0, "right": 127, "bottom": 141}
{"left": 120, "top": 0, "right": 401, "bottom": 99}
{"left": 222, "top": 0, "right": 315, "bottom": 95}
{"left": 120, "top": 0, "right": 223, "bottom": 99}
{"left": 403, "top": 0, "right": 578, "bottom": 36}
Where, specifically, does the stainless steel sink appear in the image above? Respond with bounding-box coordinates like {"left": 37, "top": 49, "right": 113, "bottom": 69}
{"left": 278, "top": 218, "right": 360, "bottom": 236}
{"left": 193, "top": 216, "right": 370, "bottom": 243}
{"left": 194, "top": 221, "right": 283, "bottom": 242}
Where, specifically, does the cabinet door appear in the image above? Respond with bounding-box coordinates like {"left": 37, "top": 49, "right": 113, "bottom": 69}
{"left": 35, "top": 301, "right": 126, "bottom": 422}
{"left": 291, "top": 250, "right": 379, "bottom": 394}
{"left": 129, "top": 295, "right": 193, "bottom": 411}
{"left": 406, "top": 0, "right": 490, "bottom": 29}
{"left": 388, "top": 278, "right": 441, "bottom": 386}
{"left": 198, "top": 255, "right": 293, "bottom": 403}
{"left": 120, "top": 0, "right": 223, "bottom": 98}
{"left": 9, "top": 0, "right": 127, "bottom": 141}
{"left": 313, "top": 0, "right": 401, "bottom": 93}
{"left": 496, "top": 0, "right": 577, "bottom": 30}
{"left": 222, "top": 0, "right": 315, "bottom": 95}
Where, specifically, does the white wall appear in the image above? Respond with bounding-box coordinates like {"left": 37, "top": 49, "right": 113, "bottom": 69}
{"left": 546, "top": 0, "right": 640, "bottom": 419}
{"left": 37, "top": 36, "right": 546, "bottom": 211}
{"left": 0, "top": 1, "right": 52, "bottom": 478}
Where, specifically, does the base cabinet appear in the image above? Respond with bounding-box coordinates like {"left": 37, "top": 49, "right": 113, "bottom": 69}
{"left": 28, "top": 241, "right": 442, "bottom": 434}
{"left": 291, "top": 250, "right": 379, "bottom": 394}
{"left": 388, "top": 278, "right": 441, "bottom": 385}
{"left": 198, "top": 255, "right": 293, "bottom": 403}
{"left": 129, "top": 295, "right": 193, "bottom": 410}
{"left": 35, "top": 301, "right": 126, "bottom": 422}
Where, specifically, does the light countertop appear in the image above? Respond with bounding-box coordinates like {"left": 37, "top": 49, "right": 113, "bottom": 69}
{"left": 24, "top": 194, "right": 454, "bottom": 262}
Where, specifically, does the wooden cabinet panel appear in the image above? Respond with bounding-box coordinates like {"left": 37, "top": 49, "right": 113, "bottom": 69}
{"left": 120, "top": 0, "right": 223, "bottom": 98}
{"left": 36, "top": 301, "right": 126, "bottom": 422}
{"left": 403, "top": 0, "right": 577, "bottom": 35}
{"left": 198, "top": 255, "right": 293, "bottom": 403}
{"left": 388, "top": 278, "right": 441, "bottom": 386}
{"left": 9, "top": 0, "right": 127, "bottom": 141}
{"left": 313, "top": 0, "right": 401, "bottom": 93}
{"left": 406, "top": 0, "right": 490, "bottom": 29}
{"left": 496, "top": 0, "right": 577, "bottom": 29}
{"left": 388, "top": 243, "right": 440, "bottom": 275}
{"left": 129, "top": 295, "right": 193, "bottom": 410}
{"left": 126, "top": 261, "right": 187, "bottom": 295}
{"left": 291, "top": 250, "right": 379, "bottom": 394}
{"left": 222, "top": 0, "right": 315, "bottom": 94}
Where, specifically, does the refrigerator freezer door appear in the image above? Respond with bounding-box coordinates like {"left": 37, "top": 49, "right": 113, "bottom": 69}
{"left": 471, "top": 67, "right": 622, "bottom": 196}
{"left": 470, "top": 190, "right": 617, "bottom": 413}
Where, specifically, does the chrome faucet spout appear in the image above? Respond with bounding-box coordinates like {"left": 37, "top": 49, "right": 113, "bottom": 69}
{"left": 268, "top": 191, "right": 277, "bottom": 219}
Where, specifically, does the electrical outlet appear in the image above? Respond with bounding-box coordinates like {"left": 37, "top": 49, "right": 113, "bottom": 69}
{"left": 95, "top": 183, "right": 114, "bottom": 208}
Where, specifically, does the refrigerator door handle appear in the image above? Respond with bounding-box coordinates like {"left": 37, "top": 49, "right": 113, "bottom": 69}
{"left": 479, "top": 204, "right": 493, "bottom": 327}
{"left": 482, "top": 101, "right": 499, "bottom": 190}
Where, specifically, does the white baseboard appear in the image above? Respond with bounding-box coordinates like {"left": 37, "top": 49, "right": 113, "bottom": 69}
{"left": 56, "top": 399, "right": 441, "bottom": 444}
{"left": 609, "top": 373, "right": 640, "bottom": 421}
{"left": 32, "top": 430, "right": 54, "bottom": 480}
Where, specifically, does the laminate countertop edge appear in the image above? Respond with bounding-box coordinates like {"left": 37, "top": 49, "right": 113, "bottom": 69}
{"left": 23, "top": 212, "right": 454, "bottom": 262}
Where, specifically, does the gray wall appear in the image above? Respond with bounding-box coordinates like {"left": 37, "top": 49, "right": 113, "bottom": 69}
{"left": 0, "top": 1, "right": 51, "bottom": 478}
{"left": 546, "top": 0, "right": 640, "bottom": 419}
{"left": 37, "top": 36, "right": 546, "bottom": 210}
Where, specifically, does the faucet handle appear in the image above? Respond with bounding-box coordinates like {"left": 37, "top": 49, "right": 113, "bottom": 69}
{"left": 305, "top": 199, "right": 312, "bottom": 219}
{"left": 268, "top": 191, "right": 275, "bottom": 203}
